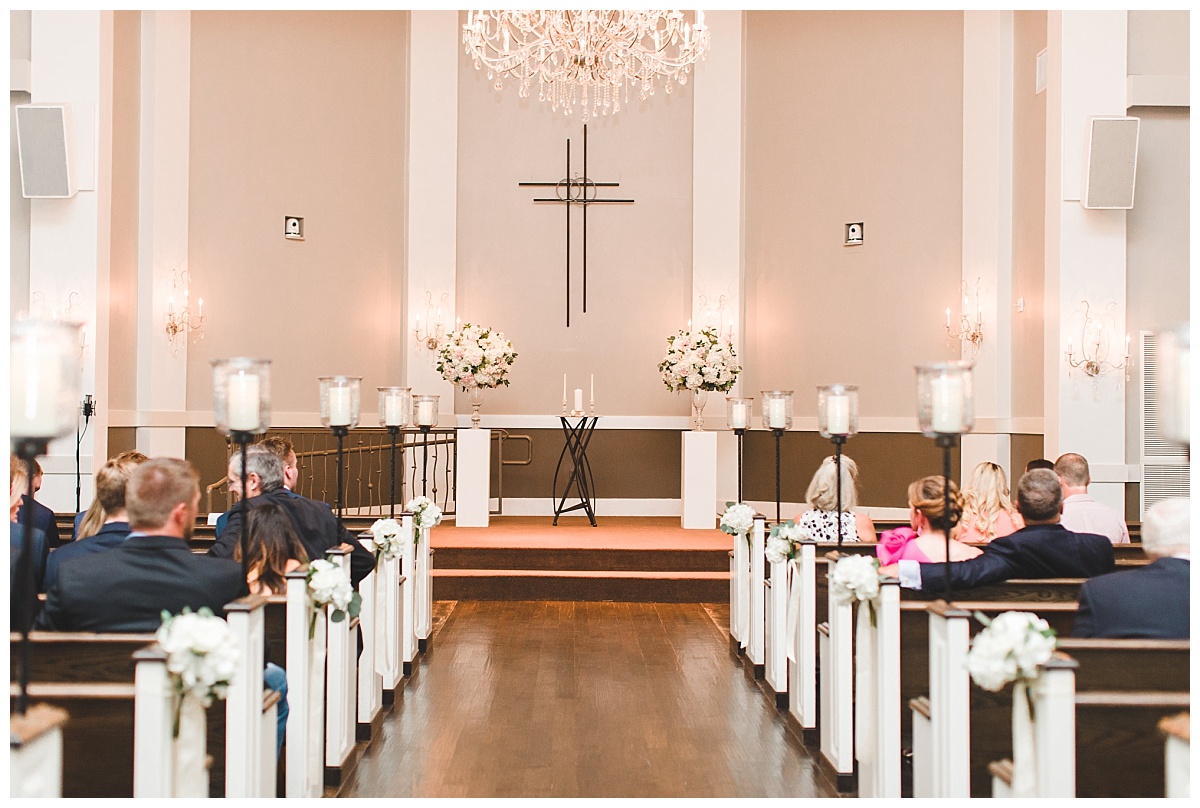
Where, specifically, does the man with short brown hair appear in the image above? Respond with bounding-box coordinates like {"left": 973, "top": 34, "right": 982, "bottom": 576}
{"left": 1054, "top": 452, "right": 1130, "bottom": 545}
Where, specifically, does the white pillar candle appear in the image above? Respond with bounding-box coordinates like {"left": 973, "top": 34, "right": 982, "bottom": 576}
{"left": 930, "top": 375, "right": 965, "bottom": 433}
{"left": 416, "top": 399, "right": 435, "bottom": 426}
{"left": 767, "top": 398, "right": 787, "bottom": 429}
{"left": 10, "top": 342, "right": 62, "bottom": 436}
{"left": 590, "top": 374, "right": 594, "bottom": 403}
{"left": 730, "top": 401, "right": 748, "bottom": 429}
{"left": 574, "top": 388, "right": 583, "bottom": 413}
{"left": 826, "top": 394, "right": 850, "bottom": 435}
{"left": 227, "top": 372, "right": 260, "bottom": 432}
{"left": 328, "top": 386, "right": 352, "bottom": 426}
{"left": 384, "top": 393, "right": 405, "bottom": 427}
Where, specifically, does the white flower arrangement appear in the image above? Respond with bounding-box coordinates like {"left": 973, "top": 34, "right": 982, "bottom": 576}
{"left": 156, "top": 606, "right": 239, "bottom": 737}
{"left": 405, "top": 496, "right": 443, "bottom": 537}
{"left": 766, "top": 520, "right": 812, "bottom": 564}
{"left": 369, "top": 518, "right": 404, "bottom": 566}
{"left": 966, "top": 611, "right": 1058, "bottom": 692}
{"left": 719, "top": 501, "right": 756, "bottom": 538}
{"left": 829, "top": 554, "right": 883, "bottom": 605}
{"left": 436, "top": 322, "right": 517, "bottom": 391}
{"left": 306, "top": 557, "right": 362, "bottom": 638}
{"left": 658, "top": 327, "right": 741, "bottom": 393}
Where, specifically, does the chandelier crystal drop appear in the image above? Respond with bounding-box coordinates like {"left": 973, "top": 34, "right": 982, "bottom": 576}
{"left": 463, "top": 10, "right": 710, "bottom": 121}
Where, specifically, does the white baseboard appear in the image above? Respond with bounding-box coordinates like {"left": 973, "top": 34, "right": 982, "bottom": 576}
{"left": 484, "top": 497, "right": 682, "bottom": 518}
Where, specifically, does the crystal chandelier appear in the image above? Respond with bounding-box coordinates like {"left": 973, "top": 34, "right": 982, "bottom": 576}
{"left": 463, "top": 10, "right": 710, "bottom": 121}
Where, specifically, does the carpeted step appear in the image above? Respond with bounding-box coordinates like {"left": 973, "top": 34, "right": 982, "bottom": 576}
{"left": 432, "top": 568, "right": 729, "bottom": 602}
{"left": 432, "top": 546, "right": 729, "bottom": 573}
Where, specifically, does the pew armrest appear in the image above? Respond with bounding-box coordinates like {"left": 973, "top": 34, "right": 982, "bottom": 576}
{"left": 909, "top": 696, "right": 931, "bottom": 719}
{"left": 1159, "top": 712, "right": 1190, "bottom": 743}
{"left": 262, "top": 688, "right": 282, "bottom": 714}
{"left": 988, "top": 759, "right": 1014, "bottom": 787}
{"left": 9, "top": 703, "right": 68, "bottom": 748}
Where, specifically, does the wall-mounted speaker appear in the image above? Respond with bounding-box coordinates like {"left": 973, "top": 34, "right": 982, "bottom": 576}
{"left": 1081, "top": 116, "right": 1139, "bottom": 210}
{"left": 15, "top": 103, "right": 77, "bottom": 199}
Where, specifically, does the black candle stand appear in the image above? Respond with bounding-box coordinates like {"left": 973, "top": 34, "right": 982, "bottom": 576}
{"left": 13, "top": 437, "right": 50, "bottom": 715}
{"left": 387, "top": 425, "right": 400, "bottom": 519}
{"left": 734, "top": 428, "right": 746, "bottom": 504}
{"left": 935, "top": 433, "right": 958, "bottom": 601}
{"left": 772, "top": 428, "right": 784, "bottom": 526}
{"left": 331, "top": 425, "right": 349, "bottom": 536}
{"left": 831, "top": 434, "right": 847, "bottom": 547}
{"left": 419, "top": 425, "right": 431, "bottom": 498}
{"left": 231, "top": 430, "right": 254, "bottom": 585}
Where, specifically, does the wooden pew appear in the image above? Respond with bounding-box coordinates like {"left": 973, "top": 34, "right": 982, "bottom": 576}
{"left": 355, "top": 534, "right": 385, "bottom": 742}
{"left": 747, "top": 516, "right": 766, "bottom": 677}
{"left": 1160, "top": 712, "right": 1189, "bottom": 798}
{"left": 323, "top": 546, "right": 361, "bottom": 789}
{"left": 763, "top": 555, "right": 790, "bottom": 707}
{"left": 10, "top": 702, "right": 69, "bottom": 797}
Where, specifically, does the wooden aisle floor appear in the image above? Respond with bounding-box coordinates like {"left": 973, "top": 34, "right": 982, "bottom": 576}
{"left": 337, "top": 601, "right": 839, "bottom": 799}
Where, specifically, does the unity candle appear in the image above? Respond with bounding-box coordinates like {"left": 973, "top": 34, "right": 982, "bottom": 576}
{"left": 227, "top": 371, "right": 261, "bottom": 432}
{"left": 574, "top": 388, "right": 584, "bottom": 413}
{"left": 825, "top": 394, "right": 850, "bottom": 435}
{"left": 767, "top": 398, "right": 787, "bottom": 429}
{"left": 930, "top": 375, "right": 965, "bottom": 433}
{"left": 328, "top": 386, "right": 352, "bottom": 426}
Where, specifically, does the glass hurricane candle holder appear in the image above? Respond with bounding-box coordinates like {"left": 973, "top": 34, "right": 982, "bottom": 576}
{"left": 10, "top": 319, "right": 85, "bottom": 441}
{"left": 413, "top": 394, "right": 440, "bottom": 428}
{"left": 817, "top": 384, "right": 858, "bottom": 438}
{"left": 915, "top": 361, "right": 974, "bottom": 436}
{"left": 378, "top": 386, "right": 412, "bottom": 428}
{"left": 725, "top": 397, "right": 754, "bottom": 431}
{"left": 1156, "top": 324, "right": 1190, "bottom": 446}
{"left": 319, "top": 376, "right": 362, "bottom": 430}
{"left": 211, "top": 357, "right": 271, "bottom": 436}
{"left": 760, "top": 390, "right": 793, "bottom": 431}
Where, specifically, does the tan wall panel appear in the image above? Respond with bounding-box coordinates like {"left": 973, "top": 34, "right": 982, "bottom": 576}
{"left": 185, "top": 11, "right": 408, "bottom": 414}
{"left": 107, "top": 427, "right": 138, "bottom": 459}
{"left": 743, "top": 11, "right": 965, "bottom": 416}
{"left": 107, "top": 10, "right": 140, "bottom": 411}
{"left": 1009, "top": 433, "right": 1046, "bottom": 478}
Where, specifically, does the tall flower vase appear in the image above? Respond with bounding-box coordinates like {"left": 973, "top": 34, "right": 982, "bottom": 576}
{"left": 468, "top": 386, "right": 485, "bottom": 429}
{"left": 691, "top": 388, "right": 709, "bottom": 431}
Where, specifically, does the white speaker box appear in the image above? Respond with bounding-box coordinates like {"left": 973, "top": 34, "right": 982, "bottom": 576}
{"left": 15, "top": 103, "right": 77, "bottom": 199}
{"left": 1081, "top": 116, "right": 1139, "bottom": 210}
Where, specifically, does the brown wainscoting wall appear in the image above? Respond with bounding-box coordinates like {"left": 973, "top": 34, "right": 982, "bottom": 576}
{"left": 107, "top": 427, "right": 137, "bottom": 458}
{"left": 1009, "top": 433, "right": 1046, "bottom": 477}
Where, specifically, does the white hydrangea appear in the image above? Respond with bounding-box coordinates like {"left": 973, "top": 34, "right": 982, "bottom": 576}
{"left": 967, "top": 611, "right": 1057, "bottom": 692}
{"left": 765, "top": 536, "right": 794, "bottom": 565}
{"left": 369, "top": 517, "right": 403, "bottom": 561}
{"left": 156, "top": 607, "right": 239, "bottom": 711}
{"left": 828, "top": 554, "right": 882, "bottom": 605}
{"left": 308, "top": 558, "right": 354, "bottom": 612}
{"left": 436, "top": 323, "right": 517, "bottom": 391}
{"left": 719, "top": 502, "right": 756, "bottom": 537}
{"left": 405, "top": 496, "right": 443, "bottom": 531}
{"left": 658, "top": 327, "right": 741, "bottom": 393}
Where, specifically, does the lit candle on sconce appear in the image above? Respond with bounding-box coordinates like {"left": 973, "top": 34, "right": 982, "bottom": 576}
{"left": 945, "top": 307, "right": 951, "bottom": 328}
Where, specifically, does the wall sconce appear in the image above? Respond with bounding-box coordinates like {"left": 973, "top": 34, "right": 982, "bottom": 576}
{"left": 1065, "top": 300, "right": 1130, "bottom": 381}
{"left": 946, "top": 279, "right": 984, "bottom": 357}
{"left": 414, "top": 291, "right": 449, "bottom": 351}
{"left": 697, "top": 294, "right": 733, "bottom": 341}
{"left": 165, "top": 269, "right": 205, "bottom": 354}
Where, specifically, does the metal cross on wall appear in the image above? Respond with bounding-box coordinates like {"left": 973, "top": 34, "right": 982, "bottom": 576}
{"left": 520, "top": 125, "right": 634, "bottom": 327}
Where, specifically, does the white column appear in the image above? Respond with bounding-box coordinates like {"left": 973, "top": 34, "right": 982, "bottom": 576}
{"left": 405, "top": 11, "right": 458, "bottom": 412}
{"left": 455, "top": 428, "right": 491, "bottom": 527}
{"left": 681, "top": 430, "right": 717, "bottom": 529}
{"left": 1044, "top": 11, "right": 1129, "bottom": 511}
{"left": 961, "top": 11, "right": 1017, "bottom": 483}
{"left": 28, "top": 10, "right": 113, "bottom": 510}
{"left": 135, "top": 10, "right": 191, "bottom": 457}
{"left": 693, "top": 11, "right": 745, "bottom": 499}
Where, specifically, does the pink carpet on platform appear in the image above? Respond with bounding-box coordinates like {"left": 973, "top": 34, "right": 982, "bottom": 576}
{"left": 433, "top": 516, "right": 733, "bottom": 551}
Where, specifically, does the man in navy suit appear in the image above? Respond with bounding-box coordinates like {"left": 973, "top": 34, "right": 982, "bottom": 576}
{"left": 210, "top": 445, "right": 374, "bottom": 588}
{"left": 17, "top": 458, "right": 61, "bottom": 550}
{"left": 888, "top": 469, "right": 1115, "bottom": 591}
{"left": 1073, "top": 497, "right": 1190, "bottom": 639}
{"left": 213, "top": 434, "right": 329, "bottom": 534}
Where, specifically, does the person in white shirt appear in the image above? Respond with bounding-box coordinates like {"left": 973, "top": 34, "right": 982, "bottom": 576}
{"left": 1053, "top": 452, "right": 1131, "bottom": 545}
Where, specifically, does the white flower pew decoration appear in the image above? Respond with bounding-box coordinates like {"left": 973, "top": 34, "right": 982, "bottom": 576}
{"left": 719, "top": 501, "right": 756, "bottom": 545}
{"left": 966, "top": 611, "right": 1057, "bottom": 693}
{"left": 405, "top": 496, "right": 443, "bottom": 543}
{"left": 156, "top": 606, "right": 240, "bottom": 737}
{"left": 306, "top": 557, "right": 362, "bottom": 639}
{"left": 828, "top": 553, "right": 884, "bottom": 625}
{"left": 368, "top": 517, "right": 403, "bottom": 568}
{"left": 766, "top": 519, "right": 811, "bottom": 564}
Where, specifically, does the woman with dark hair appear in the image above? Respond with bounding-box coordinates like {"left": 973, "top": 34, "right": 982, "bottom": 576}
{"left": 233, "top": 502, "right": 310, "bottom": 595}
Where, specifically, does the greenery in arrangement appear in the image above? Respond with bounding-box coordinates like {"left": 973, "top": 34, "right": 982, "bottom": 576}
{"left": 658, "top": 327, "right": 741, "bottom": 393}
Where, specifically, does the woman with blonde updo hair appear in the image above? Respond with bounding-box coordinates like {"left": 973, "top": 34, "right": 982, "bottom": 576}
{"left": 877, "top": 475, "right": 982, "bottom": 565}
{"left": 957, "top": 462, "right": 1024, "bottom": 543}
{"left": 795, "top": 455, "right": 876, "bottom": 543}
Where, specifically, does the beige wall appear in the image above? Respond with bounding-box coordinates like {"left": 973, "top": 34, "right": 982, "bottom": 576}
{"left": 10, "top": 12, "right": 31, "bottom": 317}
{"left": 1127, "top": 10, "right": 1189, "bottom": 76}
{"left": 743, "top": 11, "right": 965, "bottom": 416}
{"left": 454, "top": 33, "right": 694, "bottom": 417}
{"left": 185, "top": 10, "right": 409, "bottom": 415}
{"left": 107, "top": 10, "right": 140, "bottom": 411}
{"left": 1010, "top": 11, "right": 1047, "bottom": 419}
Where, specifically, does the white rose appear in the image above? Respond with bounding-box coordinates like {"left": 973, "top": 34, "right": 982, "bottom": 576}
{"left": 766, "top": 536, "right": 793, "bottom": 565}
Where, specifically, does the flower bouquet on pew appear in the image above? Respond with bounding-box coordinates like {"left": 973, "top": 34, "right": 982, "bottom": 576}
{"left": 405, "top": 496, "right": 443, "bottom": 544}
{"left": 828, "top": 554, "right": 884, "bottom": 625}
{"left": 766, "top": 520, "right": 812, "bottom": 565}
{"left": 720, "top": 501, "right": 756, "bottom": 546}
{"left": 157, "top": 606, "right": 239, "bottom": 737}
{"left": 966, "top": 611, "right": 1057, "bottom": 693}
{"left": 306, "top": 557, "right": 362, "bottom": 639}
{"left": 368, "top": 517, "right": 403, "bottom": 569}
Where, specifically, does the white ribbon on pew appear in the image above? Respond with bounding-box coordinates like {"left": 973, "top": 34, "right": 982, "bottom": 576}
{"left": 1011, "top": 681, "right": 1036, "bottom": 798}
{"left": 854, "top": 600, "right": 875, "bottom": 774}
{"left": 786, "top": 559, "right": 802, "bottom": 662}
{"left": 374, "top": 564, "right": 388, "bottom": 676}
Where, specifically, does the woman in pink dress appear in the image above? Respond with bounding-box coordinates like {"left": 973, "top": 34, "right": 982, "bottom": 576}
{"left": 956, "top": 461, "right": 1024, "bottom": 544}
{"left": 877, "top": 476, "right": 982, "bottom": 565}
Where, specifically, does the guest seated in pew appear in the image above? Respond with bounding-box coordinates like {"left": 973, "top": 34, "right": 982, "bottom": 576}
{"left": 44, "top": 452, "right": 146, "bottom": 591}
{"left": 1025, "top": 458, "right": 1055, "bottom": 472}
{"left": 1055, "top": 452, "right": 1131, "bottom": 545}
{"left": 16, "top": 457, "right": 62, "bottom": 550}
{"left": 795, "top": 455, "right": 876, "bottom": 542}
{"left": 35, "top": 457, "right": 290, "bottom": 757}
{"left": 212, "top": 444, "right": 373, "bottom": 587}
{"left": 956, "top": 461, "right": 1024, "bottom": 543}
{"left": 881, "top": 469, "right": 1115, "bottom": 590}
{"left": 10, "top": 456, "right": 48, "bottom": 628}
{"left": 235, "top": 502, "right": 310, "bottom": 595}
{"left": 877, "top": 476, "right": 982, "bottom": 564}
{"left": 72, "top": 450, "right": 149, "bottom": 542}
{"left": 1073, "top": 497, "right": 1190, "bottom": 639}
{"left": 214, "top": 434, "right": 319, "bottom": 534}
